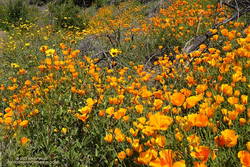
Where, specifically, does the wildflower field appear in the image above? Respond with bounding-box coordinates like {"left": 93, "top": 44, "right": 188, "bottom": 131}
{"left": 0, "top": 0, "right": 250, "bottom": 166}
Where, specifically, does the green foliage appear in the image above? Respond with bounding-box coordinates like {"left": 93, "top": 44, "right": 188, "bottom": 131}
{"left": 0, "top": 0, "right": 39, "bottom": 30}
{"left": 48, "top": 0, "right": 88, "bottom": 29}
{"left": 0, "top": 5, "right": 9, "bottom": 30}
{"left": 5, "top": 0, "right": 29, "bottom": 23}
{"left": 29, "top": 0, "right": 94, "bottom": 7}
{"left": 29, "top": 0, "right": 54, "bottom": 6}
{"left": 94, "top": 0, "right": 124, "bottom": 8}
{"left": 95, "top": 0, "right": 109, "bottom": 7}
{"left": 0, "top": 0, "right": 250, "bottom": 166}
{"left": 73, "top": 0, "right": 93, "bottom": 7}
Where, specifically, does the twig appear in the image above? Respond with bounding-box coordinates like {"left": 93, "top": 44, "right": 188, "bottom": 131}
{"left": 196, "top": 16, "right": 202, "bottom": 36}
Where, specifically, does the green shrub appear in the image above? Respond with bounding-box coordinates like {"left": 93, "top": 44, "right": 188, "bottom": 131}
{"left": 6, "top": 0, "right": 29, "bottom": 23}
{"left": 0, "top": 0, "right": 37, "bottom": 30}
{"left": 29, "top": 0, "right": 54, "bottom": 6}
{"left": 73, "top": 0, "right": 93, "bottom": 7}
{"left": 95, "top": 0, "right": 108, "bottom": 7}
{"left": 28, "top": 0, "right": 93, "bottom": 7}
{"left": 0, "top": 4, "right": 8, "bottom": 30}
{"left": 94, "top": 0, "right": 124, "bottom": 8}
{"left": 48, "top": 0, "right": 88, "bottom": 30}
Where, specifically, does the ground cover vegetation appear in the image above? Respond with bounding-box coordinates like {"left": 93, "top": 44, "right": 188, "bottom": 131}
{"left": 0, "top": 0, "right": 250, "bottom": 166}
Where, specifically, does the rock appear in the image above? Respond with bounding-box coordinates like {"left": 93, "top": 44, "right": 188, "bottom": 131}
{"left": 78, "top": 35, "right": 99, "bottom": 55}
{"left": 182, "top": 35, "right": 207, "bottom": 54}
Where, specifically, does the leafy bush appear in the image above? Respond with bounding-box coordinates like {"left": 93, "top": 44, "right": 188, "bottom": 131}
{"left": 73, "top": 0, "right": 93, "bottom": 7}
{"left": 48, "top": 0, "right": 88, "bottom": 29}
{"left": 29, "top": 0, "right": 94, "bottom": 7}
{"left": 29, "top": 0, "right": 54, "bottom": 6}
{"left": 0, "top": 4, "right": 8, "bottom": 30}
{"left": 94, "top": 0, "right": 125, "bottom": 8}
{"left": 1, "top": 0, "right": 250, "bottom": 166}
{"left": 94, "top": 0, "right": 109, "bottom": 7}
{"left": 0, "top": 0, "right": 38, "bottom": 30}
{"left": 5, "top": 0, "right": 29, "bottom": 23}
